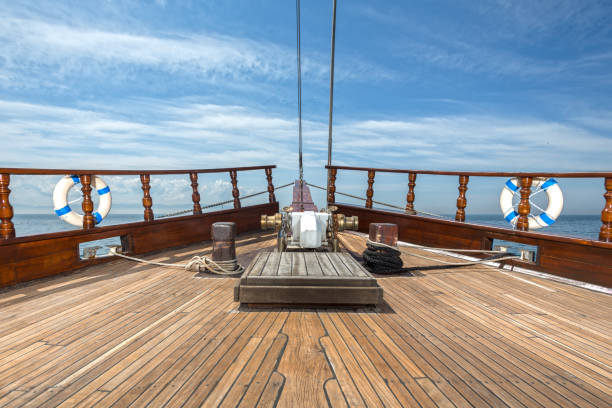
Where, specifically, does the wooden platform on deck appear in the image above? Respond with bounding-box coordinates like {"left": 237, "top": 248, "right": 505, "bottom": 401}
{"left": 235, "top": 252, "right": 383, "bottom": 306}
{"left": 0, "top": 231, "right": 610, "bottom": 407}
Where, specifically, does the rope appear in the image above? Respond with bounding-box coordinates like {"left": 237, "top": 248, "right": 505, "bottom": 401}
{"left": 108, "top": 247, "right": 244, "bottom": 276}
{"left": 363, "top": 241, "right": 406, "bottom": 275}
{"left": 362, "top": 239, "right": 520, "bottom": 274}
{"left": 158, "top": 182, "right": 293, "bottom": 219}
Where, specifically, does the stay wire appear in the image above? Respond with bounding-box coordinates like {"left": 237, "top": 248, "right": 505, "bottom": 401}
{"left": 296, "top": 0, "right": 303, "bottom": 184}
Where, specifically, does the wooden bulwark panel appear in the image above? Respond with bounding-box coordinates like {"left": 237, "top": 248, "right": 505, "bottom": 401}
{"left": 0, "top": 202, "right": 278, "bottom": 288}
{"left": 336, "top": 204, "right": 612, "bottom": 288}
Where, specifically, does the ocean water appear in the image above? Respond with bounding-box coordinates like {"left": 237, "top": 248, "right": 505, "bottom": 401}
{"left": 12, "top": 213, "right": 145, "bottom": 237}
{"left": 11, "top": 212, "right": 602, "bottom": 242}
{"left": 464, "top": 214, "right": 602, "bottom": 241}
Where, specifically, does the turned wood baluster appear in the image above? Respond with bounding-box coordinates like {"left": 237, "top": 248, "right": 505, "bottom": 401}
{"left": 190, "top": 172, "right": 202, "bottom": 215}
{"left": 140, "top": 174, "right": 154, "bottom": 221}
{"left": 327, "top": 168, "right": 337, "bottom": 204}
{"left": 455, "top": 175, "right": 469, "bottom": 222}
{"left": 230, "top": 170, "right": 241, "bottom": 209}
{"left": 0, "top": 174, "right": 15, "bottom": 239}
{"left": 265, "top": 168, "right": 276, "bottom": 203}
{"left": 599, "top": 177, "right": 612, "bottom": 242}
{"left": 80, "top": 174, "right": 95, "bottom": 229}
{"left": 405, "top": 172, "right": 417, "bottom": 214}
{"left": 516, "top": 176, "right": 533, "bottom": 231}
{"left": 365, "top": 170, "right": 375, "bottom": 209}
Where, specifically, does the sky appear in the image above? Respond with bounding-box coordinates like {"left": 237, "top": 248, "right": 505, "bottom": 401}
{"left": 1, "top": 0, "right": 611, "bottom": 218}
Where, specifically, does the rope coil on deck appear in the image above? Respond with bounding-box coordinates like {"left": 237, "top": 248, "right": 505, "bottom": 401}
{"left": 108, "top": 247, "right": 244, "bottom": 275}
{"left": 362, "top": 240, "right": 410, "bottom": 275}
{"left": 362, "top": 239, "right": 521, "bottom": 274}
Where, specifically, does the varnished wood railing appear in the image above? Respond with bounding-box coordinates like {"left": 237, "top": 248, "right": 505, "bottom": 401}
{"left": 326, "top": 165, "right": 612, "bottom": 242}
{"left": 0, "top": 165, "right": 276, "bottom": 240}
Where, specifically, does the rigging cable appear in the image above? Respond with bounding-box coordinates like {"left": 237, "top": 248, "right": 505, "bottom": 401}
{"left": 296, "top": 0, "right": 303, "bottom": 185}
{"left": 295, "top": 0, "right": 305, "bottom": 210}
{"left": 326, "top": 0, "right": 337, "bottom": 207}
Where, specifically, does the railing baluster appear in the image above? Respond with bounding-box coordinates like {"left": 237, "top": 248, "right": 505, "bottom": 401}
{"left": 455, "top": 175, "right": 469, "bottom": 222}
{"left": 190, "top": 172, "right": 202, "bottom": 215}
{"left": 516, "top": 176, "right": 533, "bottom": 231}
{"left": 405, "top": 172, "right": 417, "bottom": 214}
{"left": 365, "top": 170, "right": 375, "bottom": 209}
{"left": 265, "top": 168, "right": 276, "bottom": 203}
{"left": 600, "top": 177, "right": 612, "bottom": 242}
{"left": 140, "top": 174, "right": 154, "bottom": 221}
{"left": 0, "top": 173, "right": 16, "bottom": 239}
{"left": 80, "top": 174, "right": 95, "bottom": 229}
{"left": 230, "top": 170, "right": 240, "bottom": 209}
{"left": 327, "top": 168, "right": 337, "bottom": 204}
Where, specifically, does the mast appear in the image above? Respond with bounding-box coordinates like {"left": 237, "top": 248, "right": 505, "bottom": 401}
{"left": 326, "top": 0, "right": 337, "bottom": 207}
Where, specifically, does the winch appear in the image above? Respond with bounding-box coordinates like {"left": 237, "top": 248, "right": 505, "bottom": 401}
{"left": 261, "top": 205, "right": 358, "bottom": 252}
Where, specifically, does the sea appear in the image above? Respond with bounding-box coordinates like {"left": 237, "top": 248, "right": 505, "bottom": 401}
{"left": 10, "top": 213, "right": 603, "bottom": 258}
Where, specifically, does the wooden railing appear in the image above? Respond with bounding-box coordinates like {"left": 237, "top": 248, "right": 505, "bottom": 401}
{"left": 0, "top": 165, "right": 276, "bottom": 240}
{"left": 326, "top": 165, "right": 612, "bottom": 242}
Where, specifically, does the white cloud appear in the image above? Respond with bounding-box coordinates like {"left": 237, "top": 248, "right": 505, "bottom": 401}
{"left": 331, "top": 115, "right": 611, "bottom": 171}
{"left": 0, "top": 18, "right": 293, "bottom": 81}
{"left": 3, "top": 99, "right": 610, "bottom": 174}
{"left": 2, "top": 98, "right": 610, "bottom": 216}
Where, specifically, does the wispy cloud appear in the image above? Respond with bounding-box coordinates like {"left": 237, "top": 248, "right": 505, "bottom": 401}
{"left": 0, "top": 99, "right": 301, "bottom": 170}
{"left": 331, "top": 115, "right": 611, "bottom": 171}
{"left": 0, "top": 15, "right": 395, "bottom": 94}
{"left": 356, "top": 1, "right": 612, "bottom": 80}
{"left": 3, "top": 98, "right": 610, "bottom": 215}
{"left": 0, "top": 18, "right": 302, "bottom": 85}
{"left": 3, "top": 98, "right": 610, "bottom": 173}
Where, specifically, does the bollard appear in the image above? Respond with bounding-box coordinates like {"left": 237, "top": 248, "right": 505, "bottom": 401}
{"left": 212, "top": 222, "right": 236, "bottom": 262}
{"left": 368, "top": 223, "right": 398, "bottom": 247}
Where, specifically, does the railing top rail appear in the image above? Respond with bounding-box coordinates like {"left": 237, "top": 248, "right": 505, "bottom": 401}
{"left": 0, "top": 165, "right": 276, "bottom": 176}
{"left": 326, "top": 165, "right": 612, "bottom": 178}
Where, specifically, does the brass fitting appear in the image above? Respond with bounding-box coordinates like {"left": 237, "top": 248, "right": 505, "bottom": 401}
{"left": 261, "top": 213, "right": 282, "bottom": 231}
{"left": 335, "top": 214, "right": 359, "bottom": 231}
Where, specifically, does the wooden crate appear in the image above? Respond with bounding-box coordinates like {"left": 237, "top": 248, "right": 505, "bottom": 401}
{"left": 235, "top": 251, "right": 383, "bottom": 306}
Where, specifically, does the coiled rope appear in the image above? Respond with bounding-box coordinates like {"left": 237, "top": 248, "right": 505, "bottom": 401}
{"left": 362, "top": 239, "right": 520, "bottom": 275}
{"left": 108, "top": 247, "right": 244, "bottom": 275}
{"left": 363, "top": 240, "right": 406, "bottom": 274}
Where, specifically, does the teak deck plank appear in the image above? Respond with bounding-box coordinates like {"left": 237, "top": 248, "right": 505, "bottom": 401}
{"left": 0, "top": 231, "right": 610, "bottom": 407}
{"left": 304, "top": 252, "right": 324, "bottom": 276}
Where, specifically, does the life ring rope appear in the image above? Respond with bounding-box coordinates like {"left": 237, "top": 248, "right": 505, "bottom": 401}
{"left": 53, "top": 175, "right": 112, "bottom": 227}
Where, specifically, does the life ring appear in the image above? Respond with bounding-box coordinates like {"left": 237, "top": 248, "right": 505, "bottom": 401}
{"left": 499, "top": 177, "right": 563, "bottom": 230}
{"left": 53, "top": 175, "right": 112, "bottom": 226}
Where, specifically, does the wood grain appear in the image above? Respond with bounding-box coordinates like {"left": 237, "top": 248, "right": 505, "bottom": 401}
{"left": 0, "top": 233, "right": 609, "bottom": 407}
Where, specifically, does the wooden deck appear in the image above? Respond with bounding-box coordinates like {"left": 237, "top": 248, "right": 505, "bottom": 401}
{"left": 0, "top": 231, "right": 610, "bottom": 407}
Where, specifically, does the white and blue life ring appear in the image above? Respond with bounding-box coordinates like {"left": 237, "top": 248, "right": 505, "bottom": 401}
{"left": 500, "top": 178, "right": 563, "bottom": 230}
{"left": 53, "top": 175, "right": 112, "bottom": 227}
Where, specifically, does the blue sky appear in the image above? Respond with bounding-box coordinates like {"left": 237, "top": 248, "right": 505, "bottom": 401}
{"left": 1, "top": 0, "right": 611, "bottom": 217}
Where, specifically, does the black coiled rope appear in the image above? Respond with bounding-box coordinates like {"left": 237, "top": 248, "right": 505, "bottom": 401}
{"left": 362, "top": 241, "right": 411, "bottom": 275}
